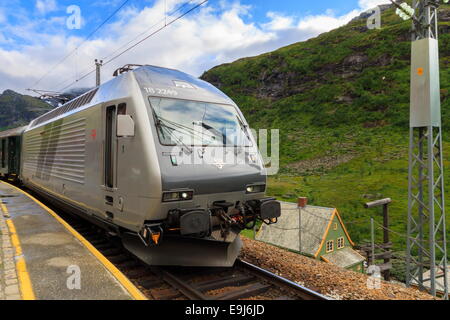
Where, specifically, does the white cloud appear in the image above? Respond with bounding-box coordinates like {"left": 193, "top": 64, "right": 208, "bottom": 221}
{"left": 295, "top": 9, "right": 360, "bottom": 36}
{"left": 358, "top": 0, "right": 392, "bottom": 11}
{"left": 36, "top": 0, "right": 58, "bottom": 15}
{"left": 0, "top": 0, "right": 393, "bottom": 95}
{"left": 264, "top": 12, "right": 295, "bottom": 31}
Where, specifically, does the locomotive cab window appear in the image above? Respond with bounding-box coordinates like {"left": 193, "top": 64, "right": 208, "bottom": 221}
{"left": 149, "top": 97, "right": 253, "bottom": 147}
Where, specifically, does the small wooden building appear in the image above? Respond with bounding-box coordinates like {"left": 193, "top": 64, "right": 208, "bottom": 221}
{"left": 256, "top": 201, "right": 365, "bottom": 272}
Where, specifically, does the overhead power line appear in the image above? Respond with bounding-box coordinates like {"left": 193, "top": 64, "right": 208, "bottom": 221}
{"left": 59, "top": 69, "right": 97, "bottom": 92}
{"left": 101, "top": 0, "right": 196, "bottom": 62}
{"left": 58, "top": 0, "right": 208, "bottom": 92}
{"left": 103, "top": 0, "right": 208, "bottom": 66}
{"left": 54, "top": 1, "right": 197, "bottom": 91}
{"left": 31, "top": 0, "right": 132, "bottom": 89}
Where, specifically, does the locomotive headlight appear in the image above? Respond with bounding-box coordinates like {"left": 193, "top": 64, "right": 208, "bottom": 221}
{"left": 162, "top": 191, "right": 194, "bottom": 202}
{"left": 246, "top": 184, "right": 266, "bottom": 194}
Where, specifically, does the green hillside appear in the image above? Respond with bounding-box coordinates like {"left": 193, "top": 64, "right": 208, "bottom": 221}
{"left": 0, "top": 90, "right": 53, "bottom": 129}
{"left": 201, "top": 4, "right": 450, "bottom": 279}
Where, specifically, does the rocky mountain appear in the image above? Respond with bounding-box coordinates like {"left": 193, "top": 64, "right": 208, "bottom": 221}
{"left": 0, "top": 90, "right": 54, "bottom": 129}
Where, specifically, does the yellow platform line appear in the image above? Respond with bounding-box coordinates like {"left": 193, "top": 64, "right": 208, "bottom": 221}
{"left": 3, "top": 206, "right": 35, "bottom": 300}
{"left": 1, "top": 203, "right": 10, "bottom": 218}
{"left": 0, "top": 181, "right": 147, "bottom": 301}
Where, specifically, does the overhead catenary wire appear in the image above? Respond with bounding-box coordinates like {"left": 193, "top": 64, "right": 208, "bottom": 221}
{"left": 52, "top": 64, "right": 95, "bottom": 91}
{"left": 31, "top": 0, "right": 133, "bottom": 89}
{"left": 59, "top": 69, "right": 97, "bottom": 92}
{"left": 57, "top": 0, "right": 208, "bottom": 93}
{"left": 101, "top": 0, "right": 196, "bottom": 62}
{"left": 54, "top": 1, "right": 197, "bottom": 91}
{"left": 103, "top": 0, "right": 208, "bottom": 66}
{"left": 372, "top": 219, "right": 450, "bottom": 246}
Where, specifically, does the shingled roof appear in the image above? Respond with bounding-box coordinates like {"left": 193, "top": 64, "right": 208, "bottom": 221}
{"left": 256, "top": 201, "right": 359, "bottom": 262}
{"left": 322, "top": 247, "right": 365, "bottom": 269}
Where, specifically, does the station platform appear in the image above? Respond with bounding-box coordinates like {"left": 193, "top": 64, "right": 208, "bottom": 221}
{"left": 0, "top": 181, "right": 146, "bottom": 300}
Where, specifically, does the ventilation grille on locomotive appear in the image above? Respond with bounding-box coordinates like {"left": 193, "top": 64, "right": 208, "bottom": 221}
{"left": 23, "top": 118, "right": 87, "bottom": 184}
{"left": 30, "top": 88, "right": 98, "bottom": 128}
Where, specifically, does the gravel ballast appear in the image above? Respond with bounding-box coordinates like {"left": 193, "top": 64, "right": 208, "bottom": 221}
{"left": 239, "top": 237, "right": 435, "bottom": 300}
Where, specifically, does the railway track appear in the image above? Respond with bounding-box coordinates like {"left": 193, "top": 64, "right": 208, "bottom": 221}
{"left": 25, "top": 188, "right": 329, "bottom": 301}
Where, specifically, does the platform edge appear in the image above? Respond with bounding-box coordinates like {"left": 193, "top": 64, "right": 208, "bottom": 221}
{"left": 0, "top": 181, "right": 148, "bottom": 301}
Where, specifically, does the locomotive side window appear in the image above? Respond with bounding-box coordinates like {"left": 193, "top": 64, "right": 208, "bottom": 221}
{"left": 105, "top": 105, "right": 116, "bottom": 188}
{"left": 118, "top": 103, "right": 127, "bottom": 115}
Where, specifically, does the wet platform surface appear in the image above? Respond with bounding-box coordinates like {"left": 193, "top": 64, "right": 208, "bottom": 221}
{"left": 0, "top": 181, "right": 140, "bottom": 300}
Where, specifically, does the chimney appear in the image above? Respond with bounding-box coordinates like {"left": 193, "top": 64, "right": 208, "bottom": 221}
{"left": 297, "top": 197, "right": 308, "bottom": 208}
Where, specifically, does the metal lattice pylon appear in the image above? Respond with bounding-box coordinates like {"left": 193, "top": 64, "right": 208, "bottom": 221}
{"left": 407, "top": 126, "right": 448, "bottom": 297}
{"left": 406, "top": 0, "right": 448, "bottom": 299}
{"left": 412, "top": 0, "right": 439, "bottom": 40}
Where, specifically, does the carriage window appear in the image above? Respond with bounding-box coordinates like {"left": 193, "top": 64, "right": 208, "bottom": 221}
{"left": 1, "top": 139, "right": 5, "bottom": 168}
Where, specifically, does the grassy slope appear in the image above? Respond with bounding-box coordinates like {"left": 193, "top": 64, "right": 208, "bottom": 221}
{"left": 0, "top": 90, "right": 53, "bottom": 129}
{"left": 202, "top": 5, "right": 450, "bottom": 279}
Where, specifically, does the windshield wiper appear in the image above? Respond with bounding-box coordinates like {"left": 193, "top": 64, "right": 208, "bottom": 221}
{"left": 195, "top": 121, "right": 231, "bottom": 146}
{"left": 153, "top": 112, "right": 193, "bottom": 154}
{"left": 235, "top": 115, "right": 251, "bottom": 141}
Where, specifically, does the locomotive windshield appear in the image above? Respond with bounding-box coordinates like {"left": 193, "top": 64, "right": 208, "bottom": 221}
{"left": 149, "top": 97, "right": 253, "bottom": 147}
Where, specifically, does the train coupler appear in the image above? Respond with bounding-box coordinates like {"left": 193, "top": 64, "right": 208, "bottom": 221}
{"left": 246, "top": 198, "right": 281, "bottom": 224}
{"left": 259, "top": 198, "right": 281, "bottom": 221}
{"left": 138, "top": 224, "right": 163, "bottom": 247}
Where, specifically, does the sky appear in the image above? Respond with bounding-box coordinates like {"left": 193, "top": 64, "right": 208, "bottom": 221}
{"left": 0, "top": 0, "right": 391, "bottom": 95}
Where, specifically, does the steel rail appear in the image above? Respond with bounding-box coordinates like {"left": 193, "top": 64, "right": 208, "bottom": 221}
{"left": 236, "top": 259, "right": 331, "bottom": 300}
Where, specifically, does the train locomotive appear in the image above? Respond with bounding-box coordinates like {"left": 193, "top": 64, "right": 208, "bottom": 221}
{"left": 0, "top": 65, "right": 281, "bottom": 266}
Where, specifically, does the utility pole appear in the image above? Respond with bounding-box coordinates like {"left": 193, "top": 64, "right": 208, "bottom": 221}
{"left": 298, "top": 207, "right": 302, "bottom": 253}
{"left": 298, "top": 197, "right": 307, "bottom": 253}
{"left": 95, "top": 59, "right": 103, "bottom": 87}
{"left": 371, "top": 218, "right": 375, "bottom": 266}
{"left": 391, "top": 0, "right": 448, "bottom": 298}
{"left": 365, "top": 198, "right": 393, "bottom": 281}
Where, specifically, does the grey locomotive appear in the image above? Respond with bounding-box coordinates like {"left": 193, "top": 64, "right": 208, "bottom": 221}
{"left": 0, "top": 65, "right": 281, "bottom": 266}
